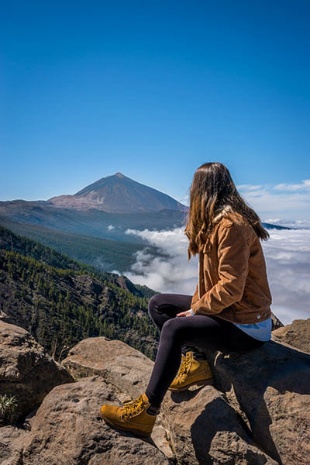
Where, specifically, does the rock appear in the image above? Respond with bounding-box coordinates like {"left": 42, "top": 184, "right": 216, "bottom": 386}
{"left": 0, "top": 321, "right": 73, "bottom": 422}
{"left": 209, "top": 340, "right": 310, "bottom": 465}
{"left": 62, "top": 336, "right": 175, "bottom": 459}
{"left": 0, "top": 425, "right": 27, "bottom": 465}
{"left": 272, "top": 318, "right": 310, "bottom": 354}
{"left": 0, "top": 377, "right": 171, "bottom": 465}
{"left": 63, "top": 335, "right": 309, "bottom": 464}
{"left": 1, "top": 320, "right": 310, "bottom": 465}
{"left": 164, "top": 386, "right": 278, "bottom": 465}
{"left": 271, "top": 311, "right": 284, "bottom": 330}
{"left": 19, "top": 377, "right": 170, "bottom": 465}
{"left": 62, "top": 336, "right": 154, "bottom": 400}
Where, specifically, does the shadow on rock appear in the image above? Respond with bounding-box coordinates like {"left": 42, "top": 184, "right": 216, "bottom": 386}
{"left": 209, "top": 341, "right": 310, "bottom": 464}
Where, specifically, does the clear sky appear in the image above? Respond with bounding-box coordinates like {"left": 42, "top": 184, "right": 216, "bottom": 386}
{"left": 1, "top": 0, "right": 310, "bottom": 223}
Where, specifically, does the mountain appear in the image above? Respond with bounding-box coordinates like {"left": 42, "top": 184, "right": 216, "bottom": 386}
{"left": 0, "top": 173, "right": 188, "bottom": 272}
{"left": 0, "top": 226, "right": 158, "bottom": 360}
{"left": 48, "top": 172, "right": 187, "bottom": 213}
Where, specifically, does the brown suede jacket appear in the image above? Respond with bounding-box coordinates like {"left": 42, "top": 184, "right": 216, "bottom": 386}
{"left": 191, "top": 208, "right": 272, "bottom": 324}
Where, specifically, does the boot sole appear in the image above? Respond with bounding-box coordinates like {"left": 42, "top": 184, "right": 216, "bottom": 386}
{"left": 169, "top": 377, "right": 214, "bottom": 392}
{"left": 99, "top": 414, "right": 152, "bottom": 438}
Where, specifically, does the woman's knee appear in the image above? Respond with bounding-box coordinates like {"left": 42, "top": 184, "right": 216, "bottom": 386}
{"left": 148, "top": 293, "right": 162, "bottom": 318}
{"left": 161, "top": 317, "right": 187, "bottom": 341}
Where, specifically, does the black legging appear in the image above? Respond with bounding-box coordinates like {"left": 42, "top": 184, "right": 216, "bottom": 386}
{"left": 145, "top": 293, "right": 264, "bottom": 408}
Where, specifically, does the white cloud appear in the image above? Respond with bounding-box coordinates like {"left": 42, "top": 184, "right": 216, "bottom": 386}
{"left": 124, "top": 228, "right": 198, "bottom": 294}
{"left": 265, "top": 219, "right": 310, "bottom": 229}
{"left": 274, "top": 180, "right": 310, "bottom": 192}
{"left": 238, "top": 183, "right": 310, "bottom": 223}
{"left": 262, "top": 229, "right": 310, "bottom": 324}
{"left": 124, "top": 227, "right": 310, "bottom": 326}
{"left": 237, "top": 184, "right": 263, "bottom": 191}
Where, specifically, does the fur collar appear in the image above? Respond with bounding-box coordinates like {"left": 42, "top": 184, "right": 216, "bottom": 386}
{"left": 212, "top": 205, "right": 234, "bottom": 224}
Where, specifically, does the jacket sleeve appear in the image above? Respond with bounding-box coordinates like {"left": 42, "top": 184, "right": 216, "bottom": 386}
{"left": 191, "top": 222, "right": 250, "bottom": 315}
{"left": 191, "top": 285, "right": 199, "bottom": 306}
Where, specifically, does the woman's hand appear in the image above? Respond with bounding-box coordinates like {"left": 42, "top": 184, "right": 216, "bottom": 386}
{"left": 177, "top": 309, "right": 195, "bottom": 317}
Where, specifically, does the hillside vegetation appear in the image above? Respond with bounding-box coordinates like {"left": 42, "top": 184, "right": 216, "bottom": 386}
{"left": 0, "top": 206, "right": 185, "bottom": 272}
{"left": 0, "top": 226, "right": 158, "bottom": 359}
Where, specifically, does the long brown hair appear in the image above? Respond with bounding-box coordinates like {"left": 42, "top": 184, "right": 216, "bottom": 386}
{"left": 185, "top": 162, "right": 269, "bottom": 257}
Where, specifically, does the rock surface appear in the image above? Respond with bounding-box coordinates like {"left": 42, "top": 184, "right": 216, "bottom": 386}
{"left": 164, "top": 386, "right": 278, "bottom": 465}
{"left": 62, "top": 336, "right": 154, "bottom": 399}
{"left": 0, "top": 320, "right": 309, "bottom": 465}
{"left": 22, "top": 377, "right": 170, "bottom": 465}
{"left": 0, "top": 321, "right": 73, "bottom": 422}
{"left": 272, "top": 318, "right": 310, "bottom": 353}
{"left": 209, "top": 341, "right": 310, "bottom": 465}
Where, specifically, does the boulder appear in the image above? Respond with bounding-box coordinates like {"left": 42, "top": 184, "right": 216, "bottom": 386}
{"left": 61, "top": 333, "right": 310, "bottom": 464}
{"left": 0, "top": 377, "right": 171, "bottom": 465}
{"left": 272, "top": 318, "right": 310, "bottom": 354}
{"left": 0, "top": 334, "right": 173, "bottom": 465}
{"left": 62, "top": 336, "right": 154, "bottom": 400}
{"left": 164, "top": 387, "right": 278, "bottom": 465}
{"left": 20, "top": 377, "right": 170, "bottom": 465}
{"left": 0, "top": 425, "right": 27, "bottom": 465}
{"left": 208, "top": 340, "right": 310, "bottom": 465}
{"left": 0, "top": 321, "right": 73, "bottom": 422}
{"left": 62, "top": 336, "right": 174, "bottom": 459}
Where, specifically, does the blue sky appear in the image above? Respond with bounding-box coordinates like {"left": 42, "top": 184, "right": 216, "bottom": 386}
{"left": 1, "top": 0, "right": 310, "bottom": 222}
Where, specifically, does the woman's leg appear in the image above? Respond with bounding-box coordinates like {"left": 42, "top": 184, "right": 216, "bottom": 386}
{"left": 99, "top": 313, "right": 264, "bottom": 437}
{"left": 148, "top": 293, "right": 201, "bottom": 356}
{"left": 148, "top": 293, "right": 193, "bottom": 332}
{"left": 145, "top": 315, "right": 263, "bottom": 408}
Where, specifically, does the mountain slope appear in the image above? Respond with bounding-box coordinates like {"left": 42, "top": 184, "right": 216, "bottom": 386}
{"left": 0, "top": 218, "right": 152, "bottom": 272}
{"left": 49, "top": 172, "right": 187, "bottom": 213}
{"left": 0, "top": 226, "right": 157, "bottom": 359}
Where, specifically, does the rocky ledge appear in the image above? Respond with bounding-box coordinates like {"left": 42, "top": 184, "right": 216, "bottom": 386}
{"left": 0, "top": 318, "right": 309, "bottom": 465}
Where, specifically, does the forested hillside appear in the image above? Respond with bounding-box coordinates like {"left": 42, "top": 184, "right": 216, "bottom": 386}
{"left": 0, "top": 226, "right": 158, "bottom": 359}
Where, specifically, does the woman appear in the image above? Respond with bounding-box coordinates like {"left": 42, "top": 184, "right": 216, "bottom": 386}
{"left": 99, "top": 162, "right": 272, "bottom": 437}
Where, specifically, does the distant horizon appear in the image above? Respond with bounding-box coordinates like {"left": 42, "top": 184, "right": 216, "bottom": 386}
{"left": 1, "top": 169, "right": 310, "bottom": 227}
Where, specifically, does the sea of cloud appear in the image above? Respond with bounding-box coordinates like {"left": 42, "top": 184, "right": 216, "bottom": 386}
{"left": 124, "top": 226, "right": 310, "bottom": 326}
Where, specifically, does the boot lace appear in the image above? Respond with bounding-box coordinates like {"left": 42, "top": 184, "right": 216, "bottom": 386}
{"left": 178, "top": 352, "right": 193, "bottom": 378}
{"left": 121, "top": 395, "right": 147, "bottom": 420}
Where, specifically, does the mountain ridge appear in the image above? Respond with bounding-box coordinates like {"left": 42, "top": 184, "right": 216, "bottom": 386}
{"left": 48, "top": 172, "right": 187, "bottom": 213}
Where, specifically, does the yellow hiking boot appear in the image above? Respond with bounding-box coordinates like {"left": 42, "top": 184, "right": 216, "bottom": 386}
{"left": 99, "top": 393, "right": 157, "bottom": 438}
{"left": 169, "top": 351, "right": 213, "bottom": 391}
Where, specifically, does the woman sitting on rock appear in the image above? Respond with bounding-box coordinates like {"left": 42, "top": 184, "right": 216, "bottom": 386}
{"left": 99, "top": 161, "right": 272, "bottom": 437}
